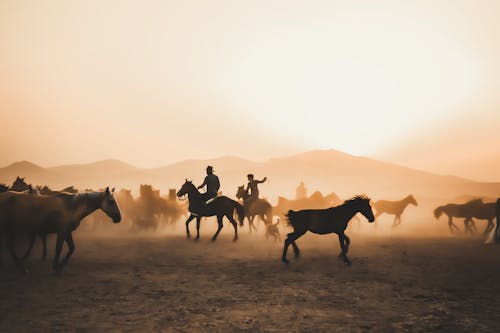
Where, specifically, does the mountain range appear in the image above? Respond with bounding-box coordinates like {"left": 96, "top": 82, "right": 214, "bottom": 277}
{"left": 1, "top": 150, "right": 499, "bottom": 202}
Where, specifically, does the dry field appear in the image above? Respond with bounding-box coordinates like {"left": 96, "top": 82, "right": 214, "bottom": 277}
{"left": 0, "top": 221, "right": 499, "bottom": 332}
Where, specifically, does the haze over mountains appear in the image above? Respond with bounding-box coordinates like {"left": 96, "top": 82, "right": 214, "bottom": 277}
{"left": 1, "top": 150, "right": 498, "bottom": 203}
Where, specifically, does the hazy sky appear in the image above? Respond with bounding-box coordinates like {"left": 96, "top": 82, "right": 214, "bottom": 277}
{"left": 1, "top": 0, "right": 499, "bottom": 181}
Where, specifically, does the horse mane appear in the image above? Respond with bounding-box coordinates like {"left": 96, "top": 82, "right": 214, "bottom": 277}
{"left": 344, "top": 195, "right": 371, "bottom": 205}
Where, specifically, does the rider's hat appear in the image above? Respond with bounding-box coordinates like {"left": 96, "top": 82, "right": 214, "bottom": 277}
{"left": 206, "top": 165, "right": 214, "bottom": 172}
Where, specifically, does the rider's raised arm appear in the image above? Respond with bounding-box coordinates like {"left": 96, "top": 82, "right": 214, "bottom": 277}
{"left": 257, "top": 177, "right": 267, "bottom": 184}
{"left": 197, "top": 177, "right": 207, "bottom": 189}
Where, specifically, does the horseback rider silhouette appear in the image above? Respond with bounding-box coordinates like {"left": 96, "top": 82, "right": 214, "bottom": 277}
{"left": 246, "top": 174, "right": 267, "bottom": 203}
{"left": 197, "top": 166, "right": 220, "bottom": 203}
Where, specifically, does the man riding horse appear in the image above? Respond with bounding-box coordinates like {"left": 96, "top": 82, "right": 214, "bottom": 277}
{"left": 197, "top": 166, "right": 220, "bottom": 205}
{"left": 246, "top": 174, "right": 267, "bottom": 204}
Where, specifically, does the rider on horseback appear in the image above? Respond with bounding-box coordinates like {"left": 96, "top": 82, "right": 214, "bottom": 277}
{"left": 246, "top": 174, "right": 267, "bottom": 203}
{"left": 197, "top": 166, "right": 220, "bottom": 203}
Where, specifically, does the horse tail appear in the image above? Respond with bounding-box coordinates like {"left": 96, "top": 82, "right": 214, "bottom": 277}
{"left": 234, "top": 201, "right": 245, "bottom": 226}
{"left": 434, "top": 206, "right": 443, "bottom": 219}
{"left": 285, "top": 210, "right": 298, "bottom": 228}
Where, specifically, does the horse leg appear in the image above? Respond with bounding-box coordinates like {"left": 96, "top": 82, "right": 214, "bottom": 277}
{"left": 56, "top": 233, "right": 75, "bottom": 273}
{"left": 227, "top": 215, "right": 239, "bottom": 242}
{"left": 448, "top": 217, "right": 458, "bottom": 233}
{"left": 52, "top": 232, "right": 65, "bottom": 272}
{"left": 248, "top": 216, "right": 255, "bottom": 234}
{"left": 282, "top": 229, "right": 306, "bottom": 263}
{"left": 185, "top": 214, "right": 196, "bottom": 239}
{"left": 22, "top": 233, "right": 37, "bottom": 260}
{"left": 469, "top": 220, "right": 477, "bottom": 234}
{"left": 211, "top": 216, "right": 224, "bottom": 242}
{"left": 195, "top": 217, "right": 201, "bottom": 240}
{"left": 484, "top": 219, "right": 494, "bottom": 236}
{"left": 338, "top": 233, "right": 351, "bottom": 265}
{"left": 6, "top": 233, "right": 26, "bottom": 274}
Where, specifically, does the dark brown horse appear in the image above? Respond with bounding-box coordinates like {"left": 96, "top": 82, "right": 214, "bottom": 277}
{"left": 177, "top": 180, "right": 244, "bottom": 242}
{"left": 9, "top": 176, "right": 30, "bottom": 192}
{"left": 0, "top": 187, "right": 121, "bottom": 273}
{"left": 282, "top": 195, "right": 374, "bottom": 265}
{"left": 434, "top": 199, "right": 484, "bottom": 234}
{"left": 236, "top": 185, "right": 273, "bottom": 233}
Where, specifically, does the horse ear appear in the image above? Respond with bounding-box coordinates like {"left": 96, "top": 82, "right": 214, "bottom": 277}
{"left": 185, "top": 178, "right": 188, "bottom": 182}
{"left": 105, "top": 187, "right": 110, "bottom": 194}
{"left": 112, "top": 187, "right": 115, "bottom": 193}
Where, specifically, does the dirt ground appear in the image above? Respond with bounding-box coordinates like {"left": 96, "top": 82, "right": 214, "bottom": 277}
{"left": 1, "top": 222, "right": 500, "bottom": 332}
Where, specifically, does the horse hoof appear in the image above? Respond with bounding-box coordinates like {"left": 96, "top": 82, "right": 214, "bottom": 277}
{"left": 233, "top": 238, "right": 238, "bottom": 242}
{"left": 282, "top": 259, "right": 290, "bottom": 264}
{"left": 210, "top": 238, "right": 217, "bottom": 242}
{"left": 345, "top": 261, "right": 352, "bottom": 266}
{"left": 194, "top": 237, "right": 200, "bottom": 242}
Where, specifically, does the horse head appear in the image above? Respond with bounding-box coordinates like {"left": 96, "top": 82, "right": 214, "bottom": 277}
{"left": 351, "top": 195, "right": 374, "bottom": 222}
{"left": 100, "top": 187, "right": 121, "bottom": 223}
{"left": 177, "top": 179, "right": 197, "bottom": 198}
{"left": 236, "top": 185, "right": 247, "bottom": 199}
{"left": 408, "top": 194, "right": 418, "bottom": 206}
{"left": 10, "top": 176, "right": 30, "bottom": 192}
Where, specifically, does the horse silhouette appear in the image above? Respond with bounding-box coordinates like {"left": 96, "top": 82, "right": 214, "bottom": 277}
{"left": 0, "top": 187, "right": 121, "bottom": 273}
{"left": 462, "top": 201, "right": 497, "bottom": 235}
{"left": 434, "top": 199, "right": 484, "bottom": 234}
{"left": 177, "top": 180, "right": 244, "bottom": 242}
{"left": 373, "top": 194, "right": 418, "bottom": 227}
{"left": 236, "top": 185, "right": 273, "bottom": 233}
{"left": 9, "top": 176, "right": 30, "bottom": 192}
{"left": 282, "top": 195, "right": 374, "bottom": 265}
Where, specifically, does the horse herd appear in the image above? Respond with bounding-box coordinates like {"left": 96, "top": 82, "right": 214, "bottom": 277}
{"left": 0, "top": 176, "right": 499, "bottom": 274}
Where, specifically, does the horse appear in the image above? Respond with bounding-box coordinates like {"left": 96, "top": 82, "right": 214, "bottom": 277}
{"left": 235, "top": 185, "right": 273, "bottom": 233}
{"left": 434, "top": 199, "right": 484, "bottom": 233}
{"left": 463, "top": 201, "right": 497, "bottom": 235}
{"left": 9, "top": 176, "right": 30, "bottom": 192}
{"left": 373, "top": 194, "right": 418, "bottom": 227}
{"left": 282, "top": 195, "right": 374, "bottom": 265}
{"left": 0, "top": 184, "right": 9, "bottom": 193}
{"left": 177, "top": 180, "right": 244, "bottom": 242}
{"left": 0, "top": 187, "right": 121, "bottom": 273}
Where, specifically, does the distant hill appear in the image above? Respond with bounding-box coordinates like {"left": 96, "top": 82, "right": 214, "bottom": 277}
{"left": 1, "top": 150, "right": 499, "bottom": 201}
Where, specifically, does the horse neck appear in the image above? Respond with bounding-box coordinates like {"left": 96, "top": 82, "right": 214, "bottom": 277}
{"left": 401, "top": 197, "right": 412, "bottom": 208}
{"left": 339, "top": 202, "right": 362, "bottom": 222}
{"left": 72, "top": 192, "right": 103, "bottom": 221}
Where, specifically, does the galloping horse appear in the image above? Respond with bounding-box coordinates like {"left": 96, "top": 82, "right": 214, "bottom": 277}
{"left": 434, "top": 199, "right": 484, "bottom": 233}
{"left": 9, "top": 176, "right": 30, "bottom": 192}
{"left": 236, "top": 185, "right": 273, "bottom": 233}
{"left": 373, "top": 194, "right": 417, "bottom": 227}
{"left": 0, "top": 187, "right": 121, "bottom": 273}
{"left": 282, "top": 195, "right": 374, "bottom": 265}
{"left": 177, "top": 180, "right": 244, "bottom": 242}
